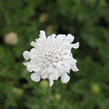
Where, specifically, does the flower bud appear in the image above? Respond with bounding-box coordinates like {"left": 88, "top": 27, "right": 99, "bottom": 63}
{"left": 39, "top": 13, "right": 49, "bottom": 23}
{"left": 91, "top": 83, "right": 101, "bottom": 93}
{"left": 4, "top": 32, "right": 18, "bottom": 45}
{"left": 40, "top": 80, "right": 49, "bottom": 87}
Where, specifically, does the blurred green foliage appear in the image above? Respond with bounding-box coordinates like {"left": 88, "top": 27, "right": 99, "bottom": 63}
{"left": 0, "top": 0, "right": 109, "bottom": 109}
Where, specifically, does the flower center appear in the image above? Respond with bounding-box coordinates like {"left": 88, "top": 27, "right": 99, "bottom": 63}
{"left": 39, "top": 46, "right": 62, "bottom": 67}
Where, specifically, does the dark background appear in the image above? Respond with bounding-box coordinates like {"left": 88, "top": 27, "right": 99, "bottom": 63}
{"left": 0, "top": 0, "right": 109, "bottom": 109}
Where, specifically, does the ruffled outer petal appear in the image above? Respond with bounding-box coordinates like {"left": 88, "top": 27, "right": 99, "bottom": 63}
{"left": 65, "top": 34, "right": 74, "bottom": 43}
{"left": 31, "top": 73, "right": 40, "bottom": 82}
{"left": 39, "top": 30, "right": 46, "bottom": 39}
{"left": 23, "top": 51, "right": 30, "bottom": 60}
{"left": 71, "top": 63, "right": 79, "bottom": 72}
{"left": 49, "top": 80, "right": 54, "bottom": 87}
{"left": 48, "top": 72, "right": 59, "bottom": 87}
{"left": 71, "top": 42, "right": 79, "bottom": 49}
{"left": 56, "top": 34, "right": 66, "bottom": 40}
{"left": 61, "top": 73, "right": 70, "bottom": 84}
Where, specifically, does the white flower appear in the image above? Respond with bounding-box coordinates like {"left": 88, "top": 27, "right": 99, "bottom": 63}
{"left": 23, "top": 30, "right": 79, "bottom": 87}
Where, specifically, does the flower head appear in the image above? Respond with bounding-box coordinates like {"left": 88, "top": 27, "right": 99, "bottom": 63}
{"left": 23, "top": 30, "right": 79, "bottom": 86}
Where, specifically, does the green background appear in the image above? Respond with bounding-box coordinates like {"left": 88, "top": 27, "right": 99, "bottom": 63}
{"left": 0, "top": 0, "right": 109, "bottom": 109}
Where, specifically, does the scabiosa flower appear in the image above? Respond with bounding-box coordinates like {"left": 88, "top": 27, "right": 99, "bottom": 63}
{"left": 23, "top": 30, "right": 79, "bottom": 86}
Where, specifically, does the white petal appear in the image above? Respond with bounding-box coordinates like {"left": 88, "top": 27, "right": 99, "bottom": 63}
{"left": 26, "top": 64, "right": 39, "bottom": 72}
{"left": 39, "top": 30, "right": 46, "bottom": 39}
{"left": 49, "top": 80, "right": 54, "bottom": 87}
{"left": 31, "top": 73, "right": 40, "bottom": 82}
{"left": 49, "top": 73, "right": 54, "bottom": 80}
{"left": 31, "top": 41, "right": 37, "bottom": 47}
{"left": 47, "top": 66, "right": 54, "bottom": 73}
{"left": 41, "top": 74, "right": 48, "bottom": 79}
{"left": 23, "top": 62, "right": 29, "bottom": 66}
{"left": 56, "top": 62, "right": 67, "bottom": 74}
{"left": 51, "top": 34, "right": 56, "bottom": 38}
{"left": 66, "top": 34, "right": 74, "bottom": 43}
{"left": 71, "top": 63, "right": 79, "bottom": 72}
{"left": 61, "top": 73, "right": 70, "bottom": 84}
{"left": 30, "top": 48, "right": 37, "bottom": 57}
{"left": 56, "top": 34, "right": 66, "bottom": 40}
{"left": 71, "top": 42, "right": 79, "bottom": 49}
{"left": 27, "top": 65, "right": 34, "bottom": 72}
{"left": 49, "top": 72, "right": 59, "bottom": 80}
{"left": 47, "top": 35, "right": 52, "bottom": 40}
{"left": 23, "top": 51, "right": 30, "bottom": 60}
{"left": 69, "top": 59, "right": 79, "bottom": 72}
